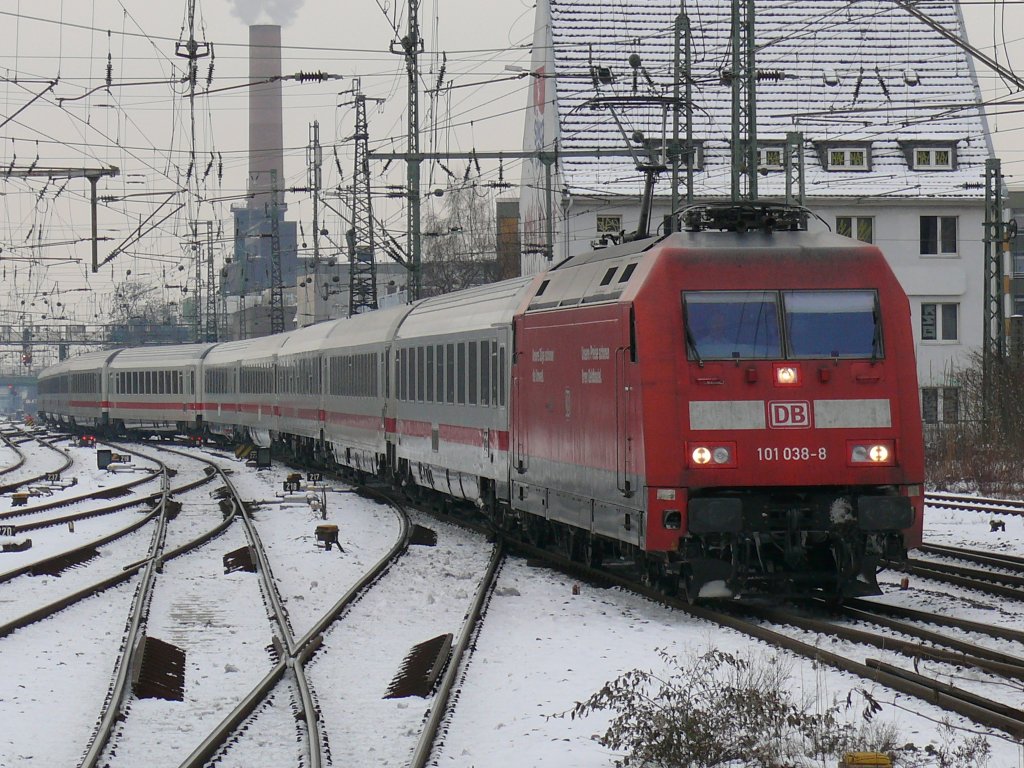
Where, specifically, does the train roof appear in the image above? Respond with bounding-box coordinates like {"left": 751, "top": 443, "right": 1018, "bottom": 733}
{"left": 107, "top": 343, "right": 217, "bottom": 370}
{"left": 394, "top": 276, "right": 535, "bottom": 341}
{"left": 38, "top": 348, "right": 123, "bottom": 379}
{"left": 528, "top": 229, "right": 887, "bottom": 312}
{"left": 204, "top": 333, "right": 288, "bottom": 365}
{"left": 319, "top": 304, "right": 411, "bottom": 349}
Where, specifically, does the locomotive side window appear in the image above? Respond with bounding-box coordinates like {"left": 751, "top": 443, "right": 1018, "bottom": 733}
{"left": 783, "top": 290, "right": 880, "bottom": 358}
{"left": 683, "top": 291, "right": 781, "bottom": 360}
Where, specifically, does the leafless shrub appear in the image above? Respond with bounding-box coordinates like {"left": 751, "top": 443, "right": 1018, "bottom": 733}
{"left": 559, "top": 648, "right": 991, "bottom": 768}
{"left": 926, "top": 352, "right": 1024, "bottom": 495}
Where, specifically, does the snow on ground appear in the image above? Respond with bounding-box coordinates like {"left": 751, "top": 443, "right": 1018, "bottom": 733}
{"left": 5, "top": 436, "right": 1024, "bottom": 766}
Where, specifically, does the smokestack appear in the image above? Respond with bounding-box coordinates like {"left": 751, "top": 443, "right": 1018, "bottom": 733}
{"left": 248, "top": 24, "right": 284, "bottom": 210}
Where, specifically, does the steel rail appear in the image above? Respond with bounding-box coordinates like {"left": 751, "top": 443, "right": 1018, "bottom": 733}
{"left": 925, "top": 491, "right": 1024, "bottom": 516}
{"left": 176, "top": 481, "right": 412, "bottom": 768}
{"left": 487, "top": 534, "right": 1024, "bottom": 739}
{"left": 0, "top": 465, "right": 214, "bottom": 585}
{"left": 0, "top": 431, "right": 27, "bottom": 475}
{"left": 77, "top": 466, "right": 171, "bottom": 768}
{"left": 409, "top": 543, "right": 504, "bottom": 768}
{"left": 0, "top": 480, "right": 232, "bottom": 639}
{"left": 918, "top": 542, "right": 1024, "bottom": 572}
{"left": 0, "top": 435, "right": 72, "bottom": 493}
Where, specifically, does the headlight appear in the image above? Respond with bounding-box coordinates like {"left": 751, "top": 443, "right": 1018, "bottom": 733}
{"left": 689, "top": 443, "right": 736, "bottom": 468}
{"left": 849, "top": 441, "right": 895, "bottom": 466}
{"left": 774, "top": 363, "right": 801, "bottom": 386}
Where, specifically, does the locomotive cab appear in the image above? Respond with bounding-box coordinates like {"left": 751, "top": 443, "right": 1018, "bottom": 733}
{"left": 633, "top": 209, "right": 924, "bottom": 601}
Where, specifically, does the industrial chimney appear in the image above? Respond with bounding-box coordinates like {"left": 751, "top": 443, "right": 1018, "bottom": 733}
{"left": 248, "top": 24, "right": 284, "bottom": 210}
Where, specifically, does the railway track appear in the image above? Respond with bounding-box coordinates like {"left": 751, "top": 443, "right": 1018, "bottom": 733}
{"left": 0, "top": 431, "right": 72, "bottom": 494}
{"left": 174, "top": 477, "right": 412, "bottom": 768}
{"left": 926, "top": 491, "right": 1024, "bottom": 516}
{"left": 461, "top": 533, "right": 1024, "bottom": 743}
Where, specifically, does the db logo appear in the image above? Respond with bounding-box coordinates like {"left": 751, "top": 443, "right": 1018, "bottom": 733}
{"left": 768, "top": 401, "right": 811, "bottom": 429}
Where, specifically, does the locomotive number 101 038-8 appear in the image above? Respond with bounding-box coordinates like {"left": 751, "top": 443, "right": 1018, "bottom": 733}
{"left": 756, "top": 446, "right": 828, "bottom": 462}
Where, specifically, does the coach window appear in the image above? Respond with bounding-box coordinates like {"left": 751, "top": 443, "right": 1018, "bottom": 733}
{"left": 416, "top": 347, "right": 425, "bottom": 401}
{"left": 406, "top": 348, "right": 414, "bottom": 401}
{"left": 446, "top": 343, "right": 456, "bottom": 404}
{"left": 436, "top": 345, "right": 445, "bottom": 403}
{"left": 457, "top": 343, "right": 467, "bottom": 404}
{"left": 133, "top": 371, "right": 140, "bottom": 394}
{"left": 683, "top": 291, "right": 782, "bottom": 360}
{"left": 499, "top": 345, "right": 507, "bottom": 406}
{"left": 783, "top": 291, "right": 880, "bottom": 359}
{"left": 425, "top": 346, "right": 435, "bottom": 402}
{"left": 398, "top": 349, "right": 406, "bottom": 401}
{"left": 468, "top": 342, "right": 478, "bottom": 405}
{"left": 480, "top": 341, "right": 490, "bottom": 406}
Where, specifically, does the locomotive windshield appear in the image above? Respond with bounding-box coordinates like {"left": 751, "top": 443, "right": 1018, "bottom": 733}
{"left": 783, "top": 290, "right": 880, "bottom": 359}
{"left": 683, "top": 291, "right": 782, "bottom": 360}
{"left": 683, "top": 289, "right": 882, "bottom": 361}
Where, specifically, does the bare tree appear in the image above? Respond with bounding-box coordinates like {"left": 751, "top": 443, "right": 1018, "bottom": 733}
{"left": 420, "top": 184, "right": 501, "bottom": 297}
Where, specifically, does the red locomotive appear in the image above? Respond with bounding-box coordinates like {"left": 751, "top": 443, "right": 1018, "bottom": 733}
{"left": 514, "top": 206, "right": 922, "bottom": 599}
{"left": 38, "top": 204, "right": 923, "bottom": 601}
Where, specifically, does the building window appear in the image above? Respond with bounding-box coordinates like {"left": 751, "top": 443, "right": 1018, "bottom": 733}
{"left": 921, "top": 302, "right": 958, "bottom": 341}
{"left": 942, "top": 387, "right": 959, "bottom": 422}
{"left": 913, "top": 147, "right": 953, "bottom": 170}
{"left": 757, "top": 146, "right": 784, "bottom": 171}
{"left": 836, "top": 216, "right": 874, "bottom": 244}
{"left": 596, "top": 215, "right": 622, "bottom": 234}
{"left": 920, "top": 216, "right": 957, "bottom": 255}
{"left": 826, "top": 147, "right": 869, "bottom": 170}
{"left": 921, "top": 387, "right": 938, "bottom": 424}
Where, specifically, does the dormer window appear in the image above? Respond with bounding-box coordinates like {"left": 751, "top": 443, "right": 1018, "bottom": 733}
{"left": 913, "top": 147, "right": 953, "bottom": 170}
{"left": 757, "top": 145, "right": 785, "bottom": 172}
{"left": 827, "top": 146, "right": 869, "bottom": 171}
{"left": 899, "top": 141, "right": 957, "bottom": 171}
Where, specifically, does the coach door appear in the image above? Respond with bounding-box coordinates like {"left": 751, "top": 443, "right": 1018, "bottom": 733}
{"left": 615, "top": 310, "right": 637, "bottom": 499}
{"left": 510, "top": 318, "right": 528, "bottom": 475}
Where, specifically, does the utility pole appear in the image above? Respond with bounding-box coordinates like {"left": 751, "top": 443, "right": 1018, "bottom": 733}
{"left": 730, "top": 0, "right": 758, "bottom": 202}
{"left": 205, "top": 221, "right": 217, "bottom": 342}
{"left": 982, "top": 158, "right": 1006, "bottom": 428}
{"left": 269, "top": 169, "right": 284, "bottom": 334}
{"left": 0, "top": 166, "right": 119, "bottom": 272}
{"left": 671, "top": 7, "right": 694, "bottom": 221}
{"left": 391, "top": 0, "right": 423, "bottom": 301}
{"left": 176, "top": 0, "right": 211, "bottom": 339}
{"left": 307, "top": 121, "right": 322, "bottom": 266}
{"left": 784, "top": 131, "right": 804, "bottom": 206}
{"left": 191, "top": 221, "right": 202, "bottom": 342}
{"left": 348, "top": 84, "right": 381, "bottom": 315}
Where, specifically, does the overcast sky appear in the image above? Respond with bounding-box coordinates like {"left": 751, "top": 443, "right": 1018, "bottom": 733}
{"left": 0, "top": 1, "right": 1019, "bottom": 349}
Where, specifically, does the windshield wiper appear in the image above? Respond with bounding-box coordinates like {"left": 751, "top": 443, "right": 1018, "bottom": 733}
{"left": 870, "top": 310, "right": 882, "bottom": 364}
{"left": 685, "top": 324, "right": 704, "bottom": 368}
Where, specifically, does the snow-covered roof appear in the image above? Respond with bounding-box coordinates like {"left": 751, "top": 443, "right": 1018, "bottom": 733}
{"left": 548, "top": 0, "right": 993, "bottom": 200}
